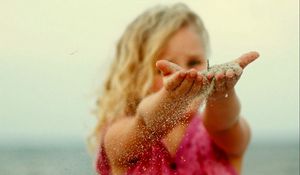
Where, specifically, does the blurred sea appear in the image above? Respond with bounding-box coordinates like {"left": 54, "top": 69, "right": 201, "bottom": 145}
{"left": 0, "top": 139, "right": 299, "bottom": 175}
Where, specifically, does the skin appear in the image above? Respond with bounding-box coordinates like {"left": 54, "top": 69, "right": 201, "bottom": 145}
{"left": 104, "top": 25, "right": 259, "bottom": 174}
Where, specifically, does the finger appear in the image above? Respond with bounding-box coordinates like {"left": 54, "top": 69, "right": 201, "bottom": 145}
{"left": 207, "top": 72, "right": 215, "bottom": 81}
{"left": 225, "top": 69, "right": 235, "bottom": 78}
{"left": 165, "top": 70, "right": 186, "bottom": 91}
{"left": 234, "top": 66, "right": 243, "bottom": 77}
{"left": 189, "top": 73, "right": 203, "bottom": 95}
{"left": 215, "top": 70, "right": 225, "bottom": 81}
{"left": 215, "top": 72, "right": 226, "bottom": 92}
{"left": 234, "top": 51, "right": 260, "bottom": 69}
{"left": 156, "top": 60, "right": 183, "bottom": 76}
{"left": 206, "top": 66, "right": 218, "bottom": 81}
{"left": 225, "top": 69, "right": 237, "bottom": 89}
{"left": 175, "top": 69, "right": 197, "bottom": 94}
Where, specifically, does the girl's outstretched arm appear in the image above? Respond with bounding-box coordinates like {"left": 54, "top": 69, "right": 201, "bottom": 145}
{"left": 104, "top": 61, "right": 207, "bottom": 170}
{"left": 203, "top": 51, "right": 259, "bottom": 157}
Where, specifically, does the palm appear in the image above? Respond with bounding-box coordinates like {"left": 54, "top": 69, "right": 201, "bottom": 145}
{"left": 156, "top": 51, "right": 259, "bottom": 98}
{"left": 204, "top": 51, "right": 260, "bottom": 97}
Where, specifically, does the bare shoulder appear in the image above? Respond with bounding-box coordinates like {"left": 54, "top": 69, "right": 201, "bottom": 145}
{"left": 104, "top": 116, "right": 140, "bottom": 154}
{"left": 103, "top": 116, "right": 149, "bottom": 168}
{"left": 104, "top": 117, "right": 136, "bottom": 142}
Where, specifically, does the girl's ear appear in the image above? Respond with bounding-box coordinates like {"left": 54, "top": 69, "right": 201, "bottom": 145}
{"left": 156, "top": 60, "right": 182, "bottom": 76}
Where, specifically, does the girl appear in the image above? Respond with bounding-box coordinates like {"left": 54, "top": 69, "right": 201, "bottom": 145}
{"left": 89, "top": 3, "right": 259, "bottom": 175}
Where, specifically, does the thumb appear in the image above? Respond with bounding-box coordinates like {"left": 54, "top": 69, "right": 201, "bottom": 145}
{"left": 156, "top": 60, "right": 182, "bottom": 76}
{"left": 234, "top": 51, "right": 260, "bottom": 69}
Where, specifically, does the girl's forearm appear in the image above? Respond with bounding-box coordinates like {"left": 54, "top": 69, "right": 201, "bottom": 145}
{"left": 104, "top": 89, "right": 191, "bottom": 166}
{"left": 136, "top": 89, "right": 190, "bottom": 138}
{"left": 203, "top": 89, "right": 241, "bottom": 132}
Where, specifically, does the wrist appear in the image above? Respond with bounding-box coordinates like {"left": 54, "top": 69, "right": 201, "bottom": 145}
{"left": 207, "top": 89, "right": 236, "bottom": 102}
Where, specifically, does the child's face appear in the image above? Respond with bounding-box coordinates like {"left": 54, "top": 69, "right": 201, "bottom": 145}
{"left": 151, "top": 25, "right": 208, "bottom": 92}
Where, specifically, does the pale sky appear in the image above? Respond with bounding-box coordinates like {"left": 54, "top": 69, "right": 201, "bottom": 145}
{"left": 0, "top": 0, "right": 299, "bottom": 143}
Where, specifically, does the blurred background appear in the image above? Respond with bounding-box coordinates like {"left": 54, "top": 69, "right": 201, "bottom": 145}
{"left": 0, "top": 0, "right": 299, "bottom": 174}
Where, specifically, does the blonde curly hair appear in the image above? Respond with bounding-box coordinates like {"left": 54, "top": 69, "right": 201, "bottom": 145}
{"left": 88, "top": 3, "right": 210, "bottom": 153}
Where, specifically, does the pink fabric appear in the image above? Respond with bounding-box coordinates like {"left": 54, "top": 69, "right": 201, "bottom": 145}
{"left": 96, "top": 115, "right": 237, "bottom": 175}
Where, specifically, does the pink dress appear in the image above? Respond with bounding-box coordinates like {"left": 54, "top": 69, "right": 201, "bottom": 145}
{"left": 96, "top": 114, "right": 237, "bottom": 175}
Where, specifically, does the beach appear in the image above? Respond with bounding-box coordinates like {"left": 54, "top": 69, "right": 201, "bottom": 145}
{"left": 0, "top": 139, "right": 298, "bottom": 175}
